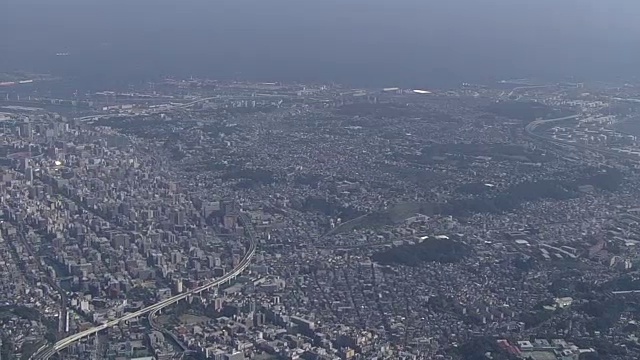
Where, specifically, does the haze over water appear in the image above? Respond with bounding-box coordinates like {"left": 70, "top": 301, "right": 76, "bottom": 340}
{"left": 2, "top": 0, "right": 640, "bottom": 89}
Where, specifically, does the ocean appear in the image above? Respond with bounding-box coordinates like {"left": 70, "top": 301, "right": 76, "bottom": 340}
{"left": 2, "top": 0, "right": 639, "bottom": 91}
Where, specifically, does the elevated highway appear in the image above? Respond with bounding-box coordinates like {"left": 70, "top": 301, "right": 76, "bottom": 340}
{"left": 525, "top": 114, "right": 640, "bottom": 162}
{"left": 148, "top": 305, "right": 189, "bottom": 353}
{"left": 32, "top": 213, "right": 257, "bottom": 360}
{"left": 75, "top": 96, "right": 220, "bottom": 122}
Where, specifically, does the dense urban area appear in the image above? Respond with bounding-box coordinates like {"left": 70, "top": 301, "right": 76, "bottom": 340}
{"left": 2, "top": 75, "right": 640, "bottom": 360}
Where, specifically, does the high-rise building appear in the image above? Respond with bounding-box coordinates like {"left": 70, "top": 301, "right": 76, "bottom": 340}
{"left": 214, "top": 297, "right": 224, "bottom": 311}
{"left": 222, "top": 200, "right": 237, "bottom": 215}
{"left": 174, "top": 278, "right": 183, "bottom": 294}
{"left": 171, "top": 251, "right": 182, "bottom": 265}
{"left": 174, "top": 209, "right": 185, "bottom": 226}
{"left": 21, "top": 123, "right": 32, "bottom": 139}
{"left": 223, "top": 214, "right": 237, "bottom": 229}
{"left": 26, "top": 167, "right": 33, "bottom": 183}
{"left": 65, "top": 311, "right": 70, "bottom": 333}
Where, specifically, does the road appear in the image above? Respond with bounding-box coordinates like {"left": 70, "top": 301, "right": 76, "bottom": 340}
{"left": 506, "top": 84, "right": 556, "bottom": 98}
{"left": 31, "top": 213, "right": 257, "bottom": 360}
{"left": 148, "top": 303, "right": 189, "bottom": 353}
{"left": 524, "top": 114, "right": 640, "bottom": 162}
{"left": 17, "top": 230, "right": 70, "bottom": 336}
{"left": 14, "top": 167, "right": 72, "bottom": 336}
{"left": 523, "top": 114, "right": 580, "bottom": 135}
{"left": 75, "top": 96, "right": 220, "bottom": 122}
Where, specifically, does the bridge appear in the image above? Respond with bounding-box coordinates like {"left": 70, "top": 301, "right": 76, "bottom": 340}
{"left": 32, "top": 213, "right": 257, "bottom": 360}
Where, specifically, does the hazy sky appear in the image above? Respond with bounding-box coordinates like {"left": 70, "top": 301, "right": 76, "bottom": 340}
{"left": 2, "top": 0, "right": 639, "bottom": 87}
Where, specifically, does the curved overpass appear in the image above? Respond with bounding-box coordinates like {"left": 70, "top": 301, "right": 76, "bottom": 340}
{"left": 524, "top": 114, "right": 640, "bottom": 161}
{"left": 32, "top": 213, "right": 257, "bottom": 360}
{"left": 148, "top": 307, "right": 188, "bottom": 352}
{"left": 524, "top": 114, "right": 580, "bottom": 135}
